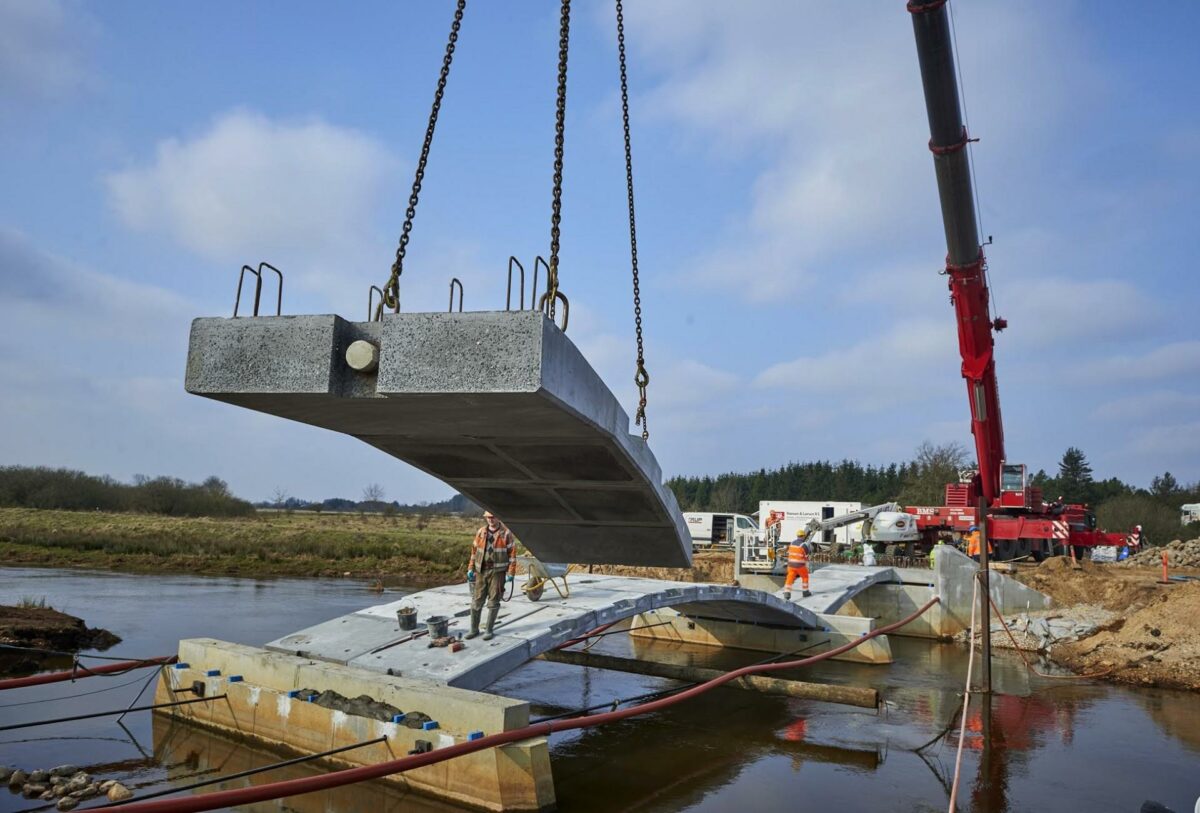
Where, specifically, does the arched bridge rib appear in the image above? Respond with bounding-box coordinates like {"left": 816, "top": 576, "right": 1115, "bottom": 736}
{"left": 265, "top": 575, "right": 820, "bottom": 691}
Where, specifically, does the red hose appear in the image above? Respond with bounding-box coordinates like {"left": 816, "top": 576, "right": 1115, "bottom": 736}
{"left": 0, "top": 656, "right": 177, "bottom": 691}
{"left": 115, "top": 598, "right": 939, "bottom": 813}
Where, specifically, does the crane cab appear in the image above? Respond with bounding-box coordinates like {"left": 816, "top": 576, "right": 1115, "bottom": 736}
{"left": 998, "top": 463, "right": 1039, "bottom": 509}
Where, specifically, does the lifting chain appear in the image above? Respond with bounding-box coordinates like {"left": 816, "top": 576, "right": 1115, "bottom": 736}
{"left": 616, "top": 0, "right": 649, "bottom": 441}
{"left": 377, "top": 0, "right": 467, "bottom": 319}
{"left": 538, "top": 0, "right": 571, "bottom": 327}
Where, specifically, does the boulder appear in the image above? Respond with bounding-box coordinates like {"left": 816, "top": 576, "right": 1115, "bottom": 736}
{"left": 106, "top": 782, "right": 133, "bottom": 802}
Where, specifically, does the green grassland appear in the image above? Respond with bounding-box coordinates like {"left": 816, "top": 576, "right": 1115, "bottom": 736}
{"left": 0, "top": 507, "right": 479, "bottom": 586}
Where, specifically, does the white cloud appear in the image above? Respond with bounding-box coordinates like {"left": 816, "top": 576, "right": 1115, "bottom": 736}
{"left": 1092, "top": 390, "right": 1200, "bottom": 423}
{"left": 752, "top": 318, "right": 959, "bottom": 411}
{"left": 625, "top": 0, "right": 1101, "bottom": 302}
{"left": 0, "top": 0, "right": 95, "bottom": 102}
{"left": 106, "top": 110, "right": 398, "bottom": 265}
{"left": 1074, "top": 341, "right": 1200, "bottom": 387}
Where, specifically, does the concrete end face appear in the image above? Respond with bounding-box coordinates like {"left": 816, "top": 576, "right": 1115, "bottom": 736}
{"left": 183, "top": 310, "right": 691, "bottom": 568}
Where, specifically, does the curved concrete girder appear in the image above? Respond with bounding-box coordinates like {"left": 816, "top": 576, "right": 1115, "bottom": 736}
{"left": 265, "top": 575, "right": 820, "bottom": 691}
{"left": 185, "top": 311, "right": 691, "bottom": 567}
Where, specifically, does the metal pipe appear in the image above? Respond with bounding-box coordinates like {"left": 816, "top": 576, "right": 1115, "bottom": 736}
{"left": 0, "top": 694, "right": 224, "bottom": 732}
{"left": 0, "top": 656, "right": 177, "bottom": 692}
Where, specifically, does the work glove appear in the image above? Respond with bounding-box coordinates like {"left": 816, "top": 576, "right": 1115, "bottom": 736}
{"left": 505, "top": 574, "right": 514, "bottom": 583}
{"left": 466, "top": 570, "right": 475, "bottom": 583}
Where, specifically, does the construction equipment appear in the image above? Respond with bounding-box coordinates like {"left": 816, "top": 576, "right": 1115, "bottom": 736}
{"left": 517, "top": 556, "right": 575, "bottom": 602}
{"left": 903, "top": 1, "right": 1125, "bottom": 560}
{"left": 739, "top": 503, "right": 914, "bottom": 575}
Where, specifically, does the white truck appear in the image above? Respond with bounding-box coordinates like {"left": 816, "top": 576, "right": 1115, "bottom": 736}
{"left": 1182, "top": 504, "right": 1200, "bottom": 527}
{"left": 683, "top": 512, "right": 759, "bottom": 550}
{"left": 758, "top": 500, "right": 866, "bottom": 548}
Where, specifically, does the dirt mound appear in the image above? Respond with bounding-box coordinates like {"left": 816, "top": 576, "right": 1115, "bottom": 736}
{"left": 592, "top": 551, "right": 734, "bottom": 584}
{"left": 1119, "top": 538, "right": 1200, "bottom": 568}
{"left": 1017, "top": 558, "right": 1165, "bottom": 612}
{"left": 0, "top": 605, "right": 121, "bottom": 676}
{"left": 1054, "top": 581, "right": 1200, "bottom": 691}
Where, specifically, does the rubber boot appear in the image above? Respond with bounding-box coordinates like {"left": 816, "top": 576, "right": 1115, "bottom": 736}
{"left": 482, "top": 606, "right": 500, "bottom": 641}
{"left": 465, "top": 608, "right": 481, "bottom": 639}
{"left": 802, "top": 590, "right": 812, "bottom": 598}
{"left": 783, "top": 591, "right": 791, "bottom": 601}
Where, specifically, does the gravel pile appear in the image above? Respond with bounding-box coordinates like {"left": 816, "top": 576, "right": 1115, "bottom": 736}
{"left": 1118, "top": 538, "right": 1200, "bottom": 568}
{"left": 1, "top": 764, "right": 132, "bottom": 808}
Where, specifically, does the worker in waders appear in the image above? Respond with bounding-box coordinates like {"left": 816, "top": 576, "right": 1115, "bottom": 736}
{"left": 465, "top": 511, "right": 517, "bottom": 641}
{"left": 783, "top": 529, "right": 812, "bottom": 600}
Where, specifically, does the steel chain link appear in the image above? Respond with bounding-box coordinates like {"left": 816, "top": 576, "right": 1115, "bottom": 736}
{"left": 616, "top": 0, "right": 649, "bottom": 440}
{"left": 378, "top": 0, "right": 467, "bottom": 318}
{"left": 539, "top": 0, "right": 571, "bottom": 325}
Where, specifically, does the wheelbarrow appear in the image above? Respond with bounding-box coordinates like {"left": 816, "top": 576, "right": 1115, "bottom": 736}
{"left": 516, "top": 555, "right": 575, "bottom": 602}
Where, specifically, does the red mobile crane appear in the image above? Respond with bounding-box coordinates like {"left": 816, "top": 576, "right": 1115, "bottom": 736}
{"left": 904, "top": 0, "right": 1124, "bottom": 559}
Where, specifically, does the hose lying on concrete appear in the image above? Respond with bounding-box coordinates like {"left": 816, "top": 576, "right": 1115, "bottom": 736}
{"left": 0, "top": 656, "right": 177, "bottom": 691}
{"left": 108, "top": 597, "right": 940, "bottom": 813}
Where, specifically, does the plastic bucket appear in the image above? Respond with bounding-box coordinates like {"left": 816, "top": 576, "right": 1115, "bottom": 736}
{"left": 397, "top": 606, "right": 417, "bottom": 631}
{"left": 425, "top": 615, "right": 449, "bottom": 639}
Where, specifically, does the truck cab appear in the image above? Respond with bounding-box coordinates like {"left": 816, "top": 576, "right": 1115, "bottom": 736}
{"left": 998, "top": 462, "right": 1041, "bottom": 510}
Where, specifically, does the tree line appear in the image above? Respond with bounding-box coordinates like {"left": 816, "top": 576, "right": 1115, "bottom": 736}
{"left": 0, "top": 466, "right": 254, "bottom": 517}
{"left": 666, "top": 443, "right": 1200, "bottom": 546}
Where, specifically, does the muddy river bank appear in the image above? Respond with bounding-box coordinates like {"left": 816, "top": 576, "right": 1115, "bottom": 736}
{"left": 1, "top": 567, "right": 1197, "bottom": 812}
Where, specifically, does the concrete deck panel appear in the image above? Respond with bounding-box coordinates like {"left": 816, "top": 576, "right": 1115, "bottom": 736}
{"left": 266, "top": 574, "right": 821, "bottom": 691}
{"left": 185, "top": 311, "right": 690, "bottom": 567}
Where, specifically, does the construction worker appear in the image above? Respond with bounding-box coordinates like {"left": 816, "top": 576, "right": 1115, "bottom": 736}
{"left": 1127, "top": 524, "right": 1145, "bottom": 553}
{"left": 465, "top": 511, "right": 517, "bottom": 641}
{"left": 965, "top": 525, "right": 992, "bottom": 563}
{"left": 783, "top": 528, "right": 812, "bottom": 600}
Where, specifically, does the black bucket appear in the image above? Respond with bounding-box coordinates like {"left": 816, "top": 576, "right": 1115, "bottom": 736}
{"left": 397, "top": 606, "right": 417, "bottom": 631}
{"left": 425, "top": 615, "right": 449, "bottom": 639}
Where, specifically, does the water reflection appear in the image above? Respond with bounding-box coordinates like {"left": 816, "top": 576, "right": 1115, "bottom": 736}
{"left": 149, "top": 715, "right": 460, "bottom": 813}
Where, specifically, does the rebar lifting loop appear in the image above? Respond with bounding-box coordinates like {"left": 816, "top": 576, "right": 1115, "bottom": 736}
{"left": 506, "top": 257, "right": 525, "bottom": 311}
{"left": 258, "top": 262, "right": 283, "bottom": 316}
{"left": 531, "top": 256, "right": 549, "bottom": 311}
{"left": 233, "top": 262, "right": 284, "bottom": 317}
{"left": 368, "top": 285, "right": 386, "bottom": 322}
{"left": 448, "top": 278, "right": 464, "bottom": 312}
{"left": 234, "top": 265, "right": 261, "bottom": 318}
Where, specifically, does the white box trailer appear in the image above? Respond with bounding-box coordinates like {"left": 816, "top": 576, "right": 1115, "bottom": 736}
{"left": 759, "top": 500, "right": 865, "bottom": 548}
{"left": 683, "top": 512, "right": 758, "bottom": 549}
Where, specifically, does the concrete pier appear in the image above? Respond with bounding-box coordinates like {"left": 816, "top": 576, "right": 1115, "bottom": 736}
{"left": 185, "top": 310, "right": 691, "bottom": 567}
{"left": 157, "top": 639, "right": 555, "bottom": 812}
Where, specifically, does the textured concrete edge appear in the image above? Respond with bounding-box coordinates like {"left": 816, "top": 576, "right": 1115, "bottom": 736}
{"left": 155, "top": 653, "right": 556, "bottom": 812}
{"left": 536, "top": 316, "right": 692, "bottom": 566}
{"left": 177, "top": 638, "right": 530, "bottom": 731}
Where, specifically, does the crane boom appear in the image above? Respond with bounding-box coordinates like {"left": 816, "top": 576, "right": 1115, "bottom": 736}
{"left": 908, "top": 0, "right": 1006, "bottom": 506}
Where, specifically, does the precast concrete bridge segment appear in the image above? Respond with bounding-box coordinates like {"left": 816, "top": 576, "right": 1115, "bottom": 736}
{"left": 185, "top": 310, "right": 691, "bottom": 567}
{"left": 266, "top": 574, "right": 821, "bottom": 691}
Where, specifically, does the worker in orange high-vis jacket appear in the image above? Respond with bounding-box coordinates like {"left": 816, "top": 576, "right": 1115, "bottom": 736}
{"left": 783, "top": 528, "right": 812, "bottom": 600}
{"left": 965, "top": 525, "right": 992, "bottom": 563}
{"left": 465, "top": 511, "right": 517, "bottom": 640}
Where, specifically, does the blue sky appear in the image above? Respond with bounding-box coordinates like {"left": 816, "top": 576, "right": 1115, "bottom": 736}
{"left": 2, "top": 0, "right": 1197, "bottom": 504}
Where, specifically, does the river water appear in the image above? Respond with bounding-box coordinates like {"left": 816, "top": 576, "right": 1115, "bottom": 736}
{"left": 1, "top": 567, "right": 1197, "bottom": 813}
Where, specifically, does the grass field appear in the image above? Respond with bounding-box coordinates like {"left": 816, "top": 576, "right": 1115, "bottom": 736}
{"left": 0, "top": 507, "right": 479, "bottom": 586}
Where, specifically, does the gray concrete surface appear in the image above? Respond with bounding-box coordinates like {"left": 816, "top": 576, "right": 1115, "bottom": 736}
{"left": 185, "top": 311, "right": 690, "bottom": 567}
{"left": 265, "top": 574, "right": 821, "bottom": 690}
{"left": 933, "top": 546, "right": 1052, "bottom": 627}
